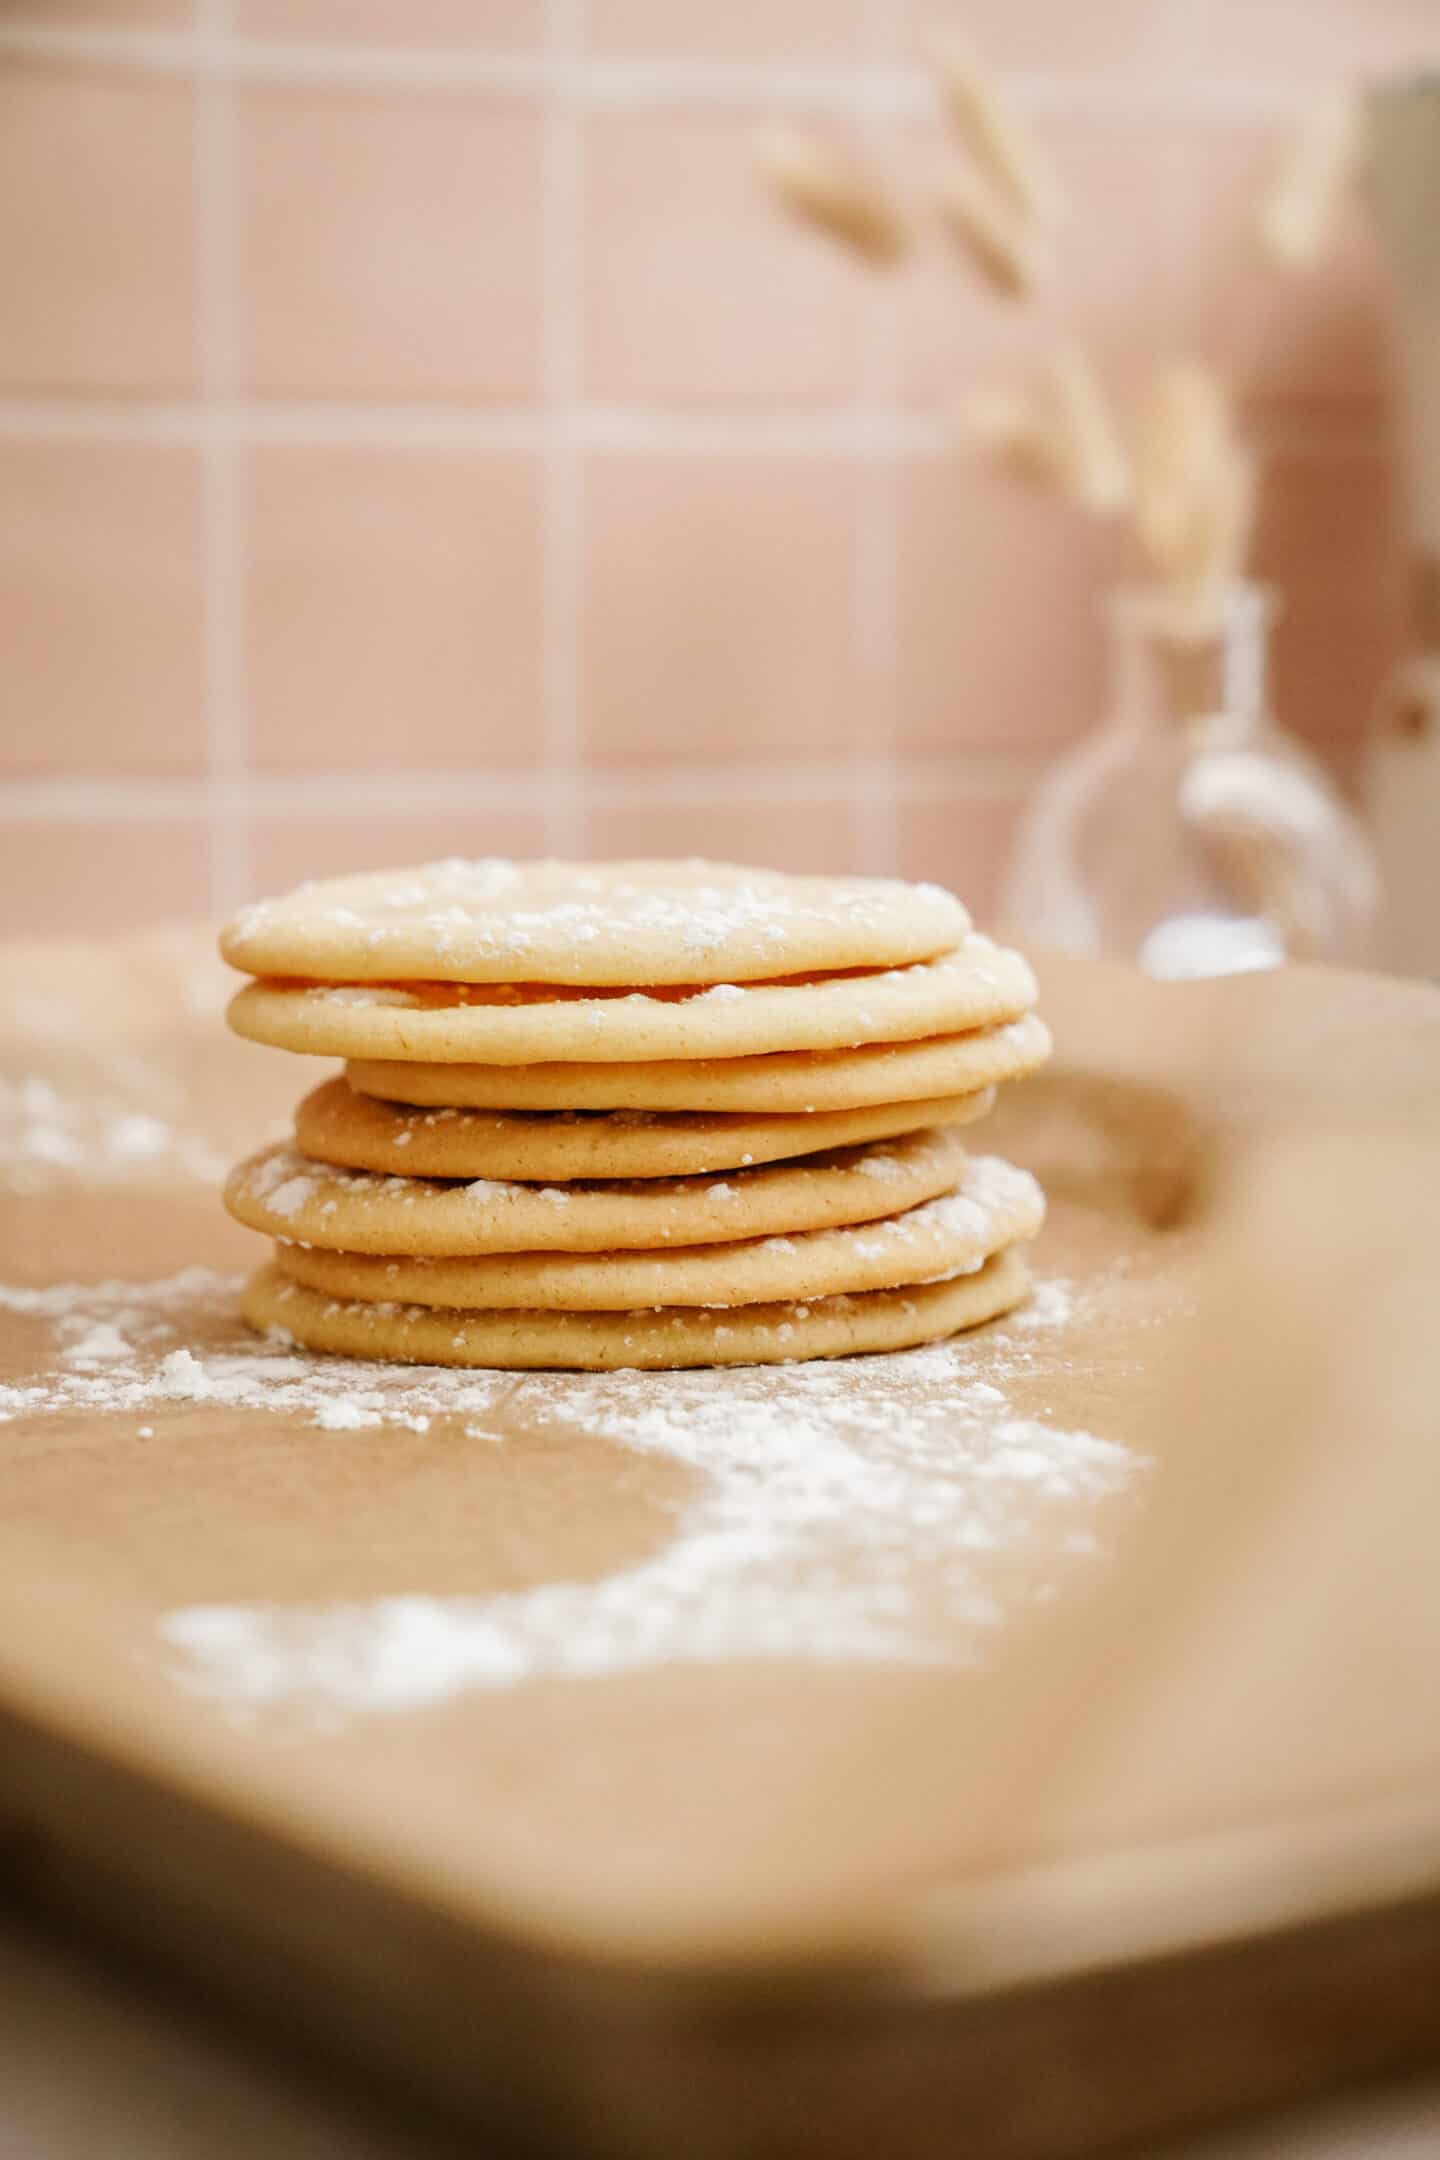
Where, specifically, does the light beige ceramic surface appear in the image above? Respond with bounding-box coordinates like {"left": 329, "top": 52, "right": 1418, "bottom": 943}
{"left": 2, "top": 930, "right": 1439, "bottom": 2157}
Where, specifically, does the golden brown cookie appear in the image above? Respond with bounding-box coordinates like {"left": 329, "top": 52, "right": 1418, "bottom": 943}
{"left": 273, "top": 1154, "right": 1044, "bottom": 1310}
{"left": 243, "top": 1247, "right": 1030, "bottom": 1370}
{"left": 225, "top": 1126, "right": 973, "bottom": 1256}
{"left": 220, "top": 857, "right": 970, "bottom": 987}
{"left": 346, "top": 1009, "right": 1051, "bottom": 1114}
{"left": 226, "top": 937, "right": 1036, "bottom": 1065}
{"left": 292, "top": 1073, "right": 994, "bottom": 1181}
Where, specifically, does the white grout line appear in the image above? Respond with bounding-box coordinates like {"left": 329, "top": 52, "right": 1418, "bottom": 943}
{"left": 0, "top": 401, "right": 549, "bottom": 449}
{"left": 0, "top": 757, "right": 1048, "bottom": 826}
{"left": 0, "top": 21, "right": 1311, "bottom": 115}
{"left": 539, "top": 0, "right": 584, "bottom": 858}
{"left": 0, "top": 397, "right": 1388, "bottom": 459}
{"left": 194, "top": 0, "right": 251, "bottom": 918}
{"left": 576, "top": 406, "right": 941, "bottom": 455}
{"left": 0, "top": 23, "right": 545, "bottom": 89}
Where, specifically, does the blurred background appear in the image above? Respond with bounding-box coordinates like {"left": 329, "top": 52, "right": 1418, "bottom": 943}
{"left": 0, "top": 0, "right": 1423, "bottom": 937}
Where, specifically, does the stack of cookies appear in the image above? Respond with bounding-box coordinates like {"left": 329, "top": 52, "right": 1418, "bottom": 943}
{"left": 219, "top": 860, "right": 1051, "bottom": 1371}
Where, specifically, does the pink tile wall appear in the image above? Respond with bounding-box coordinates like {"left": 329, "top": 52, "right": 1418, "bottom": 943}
{"left": 0, "top": 0, "right": 1416, "bottom": 939}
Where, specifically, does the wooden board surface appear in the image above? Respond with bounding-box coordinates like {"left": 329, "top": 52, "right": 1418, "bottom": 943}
{"left": 2, "top": 929, "right": 1440, "bottom": 2156}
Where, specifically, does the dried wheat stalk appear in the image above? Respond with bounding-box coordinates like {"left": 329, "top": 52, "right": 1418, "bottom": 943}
{"left": 927, "top": 26, "right": 1060, "bottom": 227}
{"left": 1134, "top": 364, "right": 1256, "bottom": 606}
{"left": 1041, "top": 349, "right": 1132, "bottom": 514}
{"left": 1258, "top": 90, "right": 1365, "bottom": 270}
{"left": 960, "top": 387, "right": 1056, "bottom": 488}
{"left": 963, "top": 351, "right": 1130, "bottom": 513}
{"left": 1134, "top": 366, "right": 1231, "bottom": 576}
{"left": 759, "top": 28, "right": 1262, "bottom": 616}
{"left": 760, "top": 130, "right": 909, "bottom": 268}
{"left": 936, "top": 159, "right": 1048, "bottom": 297}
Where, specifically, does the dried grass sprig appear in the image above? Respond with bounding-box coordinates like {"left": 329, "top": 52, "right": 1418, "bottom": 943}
{"left": 1258, "top": 90, "right": 1365, "bottom": 270}
{"left": 1134, "top": 364, "right": 1256, "bottom": 606}
{"left": 959, "top": 387, "right": 1056, "bottom": 488}
{"left": 1042, "top": 348, "right": 1132, "bottom": 514}
{"left": 759, "top": 130, "right": 910, "bottom": 269}
{"left": 926, "top": 27, "right": 1061, "bottom": 228}
{"left": 962, "top": 351, "right": 1130, "bottom": 514}
{"left": 936, "top": 160, "right": 1048, "bottom": 297}
{"left": 1133, "top": 364, "right": 1231, "bottom": 576}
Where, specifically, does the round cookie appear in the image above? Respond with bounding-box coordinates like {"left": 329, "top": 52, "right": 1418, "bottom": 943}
{"left": 243, "top": 1248, "right": 1030, "bottom": 1371}
{"left": 225, "top": 1127, "right": 972, "bottom": 1256}
{"left": 293, "top": 1074, "right": 995, "bottom": 1181}
{"left": 227, "top": 937, "right": 1036, "bottom": 1066}
{"left": 274, "top": 1154, "right": 1045, "bottom": 1311}
{"left": 220, "top": 857, "right": 969, "bottom": 988}
{"left": 347, "top": 1009, "right": 1052, "bottom": 1115}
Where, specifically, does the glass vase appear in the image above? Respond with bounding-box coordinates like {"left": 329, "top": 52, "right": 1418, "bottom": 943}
{"left": 1001, "top": 582, "right": 1380, "bottom": 977}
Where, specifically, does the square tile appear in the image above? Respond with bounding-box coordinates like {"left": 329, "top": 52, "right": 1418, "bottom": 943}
{"left": 246, "top": 448, "right": 543, "bottom": 773}
{"left": 1190, "top": 0, "right": 1440, "bottom": 81}
{"left": 583, "top": 795, "right": 860, "bottom": 873}
{"left": 238, "top": 0, "right": 540, "bottom": 43}
{"left": 897, "top": 452, "right": 1124, "bottom": 756}
{"left": 0, "top": 444, "right": 205, "bottom": 779}
{"left": 238, "top": 85, "right": 542, "bottom": 400}
{"left": 250, "top": 809, "right": 551, "bottom": 897}
{"left": 896, "top": 784, "right": 1027, "bottom": 928}
{"left": 584, "top": 0, "right": 864, "bottom": 59}
{"left": 1253, "top": 448, "right": 1404, "bottom": 751}
{"left": 583, "top": 107, "right": 872, "bottom": 405}
{"left": 0, "top": 63, "right": 197, "bottom": 396}
{"left": 582, "top": 452, "right": 862, "bottom": 767}
{"left": 0, "top": 821, "right": 209, "bottom": 937}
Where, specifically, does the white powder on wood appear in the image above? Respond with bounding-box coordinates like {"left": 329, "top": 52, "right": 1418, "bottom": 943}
{"left": 0, "top": 1075, "right": 229, "bottom": 1193}
{"left": 1, "top": 1265, "right": 1142, "bottom": 1720}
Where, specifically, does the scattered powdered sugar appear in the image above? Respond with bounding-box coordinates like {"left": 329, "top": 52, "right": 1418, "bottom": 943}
{"left": 63, "top": 1320, "right": 133, "bottom": 1365}
{"left": 856, "top": 1151, "right": 906, "bottom": 1180}
{"left": 0, "top": 1074, "right": 228, "bottom": 1193}
{"left": 0, "top": 1271, "right": 499, "bottom": 1434}
{"left": 463, "top": 1176, "right": 516, "bottom": 1202}
{"left": 231, "top": 861, "right": 964, "bottom": 972}
{"left": 1014, "top": 1276, "right": 1075, "bottom": 1330}
{"left": 259, "top": 1175, "right": 315, "bottom": 1221}
{"left": 2, "top": 1264, "right": 1143, "bottom": 1721}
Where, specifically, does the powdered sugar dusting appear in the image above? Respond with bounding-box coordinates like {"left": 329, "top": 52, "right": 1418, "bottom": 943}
{"left": 0, "top": 1074, "right": 228, "bottom": 1192}
{"left": 1, "top": 1264, "right": 1142, "bottom": 1721}
{"left": 1014, "top": 1276, "right": 1076, "bottom": 1330}
{"left": 260, "top": 1174, "right": 315, "bottom": 1221}
{"left": 0, "top": 1271, "right": 502, "bottom": 1432}
{"left": 224, "top": 860, "right": 970, "bottom": 976}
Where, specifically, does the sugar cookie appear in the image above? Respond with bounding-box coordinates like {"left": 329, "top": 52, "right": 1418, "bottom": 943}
{"left": 346, "top": 1009, "right": 1051, "bottom": 1115}
{"left": 227, "top": 937, "right": 1036, "bottom": 1066}
{"left": 243, "top": 1247, "right": 1030, "bottom": 1370}
{"left": 225, "top": 1126, "right": 973, "bottom": 1256}
{"left": 274, "top": 1154, "right": 1044, "bottom": 1311}
{"left": 293, "top": 1073, "right": 994, "bottom": 1182}
{"left": 220, "top": 857, "right": 969, "bottom": 987}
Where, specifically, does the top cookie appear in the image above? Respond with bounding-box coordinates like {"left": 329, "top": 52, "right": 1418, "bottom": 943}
{"left": 218, "top": 857, "right": 970, "bottom": 988}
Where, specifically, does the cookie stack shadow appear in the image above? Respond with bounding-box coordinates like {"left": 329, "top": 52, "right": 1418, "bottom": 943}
{"left": 219, "top": 860, "right": 1052, "bottom": 1371}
